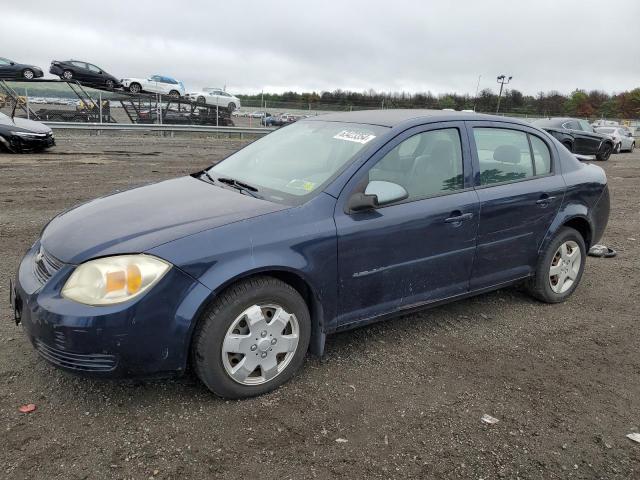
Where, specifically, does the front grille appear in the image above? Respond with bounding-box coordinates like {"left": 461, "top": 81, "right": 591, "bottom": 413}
{"left": 33, "top": 247, "right": 64, "bottom": 284}
{"left": 34, "top": 339, "right": 117, "bottom": 372}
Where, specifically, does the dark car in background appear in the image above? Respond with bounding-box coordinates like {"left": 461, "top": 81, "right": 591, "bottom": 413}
{"left": 0, "top": 57, "right": 44, "bottom": 80}
{"left": 49, "top": 60, "right": 121, "bottom": 90}
{"left": 532, "top": 117, "right": 614, "bottom": 161}
{"left": 0, "top": 112, "right": 55, "bottom": 152}
{"left": 12, "top": 110, "right": 609, "bottom": 399}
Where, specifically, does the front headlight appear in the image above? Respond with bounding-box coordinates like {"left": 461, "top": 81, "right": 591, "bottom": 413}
{"left": 62, "top": 255, "right": 171, "bottom": 305}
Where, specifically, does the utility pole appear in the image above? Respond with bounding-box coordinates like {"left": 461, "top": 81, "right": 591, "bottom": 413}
{"left": 496, "top": 74, "right": 512, "bottom": 114}
{"left": 473, "top": 75, "right": 481, "bottom": 112}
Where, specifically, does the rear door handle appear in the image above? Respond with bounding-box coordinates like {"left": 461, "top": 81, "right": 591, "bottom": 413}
{"left": 536, "top": 195, "right": 556, "bottom": 205}
{"left": 444, "top": 212, "right": 474, "bottom": 223}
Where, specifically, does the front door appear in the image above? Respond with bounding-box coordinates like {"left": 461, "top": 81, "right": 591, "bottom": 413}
{"left": 466, "top": 122, "right": 564, "bottom": 289}
{"left": 334, "top": 123, "right": 479, "bottom": 326}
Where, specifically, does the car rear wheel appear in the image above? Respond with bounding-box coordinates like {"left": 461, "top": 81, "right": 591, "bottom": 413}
{"left": 526, "top": 227, "right": 586, "bottom": 303}
{"left": 169, "top": 90, "right": 180, "bottom": 99}
{"left": 128, "top": 83, "right": 141, "bottom": 94}
{"left": 596, "top": 143, "right": 612, "bottom": 161}
{"left": 192, "top": 276, "right": 311, "bottom": 399}
{"left": 62, "top": 70, "right": 73, "bottom": 80}
{"left": 22, "top": 69, "right": 35, "bottom": 80}
{"left": 227, "top": 102, "right": 236, "bottom": 112}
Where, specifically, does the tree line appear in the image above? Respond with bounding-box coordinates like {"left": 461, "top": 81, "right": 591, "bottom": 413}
{"left": 238, "top": 87, "right": 640, "bottom": 118}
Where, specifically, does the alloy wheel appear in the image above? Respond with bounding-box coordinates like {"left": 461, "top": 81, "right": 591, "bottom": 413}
{"left": 62, "top": 70, "right": 73, "bottom": 80}
{"left": 549, "top": 240, "right": 581, "bottom": 294}
{"left": 23, "top": 69, "right": 34, "bottom": 80}
{"left": 221, "top": 304, "right": 299, "bottom": 385}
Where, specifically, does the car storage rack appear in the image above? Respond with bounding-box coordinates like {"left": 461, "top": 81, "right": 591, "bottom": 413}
{"left": 1, "top": 78, "right": 233, "bottom": 126}
{"left": 0, "top": 78, "right": 114, "bottom": 123}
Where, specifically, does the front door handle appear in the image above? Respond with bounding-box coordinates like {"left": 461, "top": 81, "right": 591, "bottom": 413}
{"left": 444, "top": 212, "right": 474, "bottom": 223}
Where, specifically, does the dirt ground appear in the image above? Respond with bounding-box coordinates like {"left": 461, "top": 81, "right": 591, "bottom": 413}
{"left": 0, "top": 132, "right": 639, "bottom": 480}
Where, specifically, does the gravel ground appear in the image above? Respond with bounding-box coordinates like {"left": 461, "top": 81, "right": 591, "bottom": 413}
{"left": 0, "top": 132, "right": 639, "bottom": 479}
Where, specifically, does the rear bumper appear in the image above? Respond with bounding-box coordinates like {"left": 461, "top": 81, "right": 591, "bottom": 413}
{"left": 13, "top": 242, "right": 212, "bottom": 378}
{"left": 591, "top": 184, "right": 610, "bottom": 245}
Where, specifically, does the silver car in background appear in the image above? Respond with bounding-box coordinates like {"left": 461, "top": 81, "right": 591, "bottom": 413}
{"left": 595, "top": 126, "right": 635, "bottom": 153}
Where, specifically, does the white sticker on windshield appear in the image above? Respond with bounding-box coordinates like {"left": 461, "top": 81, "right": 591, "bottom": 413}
{"left": 333, "top": 130, "right": 376, "bottom": 144}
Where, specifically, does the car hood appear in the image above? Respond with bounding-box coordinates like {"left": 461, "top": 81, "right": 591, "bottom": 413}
{"left": 0, "top": 115, "right": 51, "bottom": 133}
{"left": 40, "top": 176, "right": 288, "bottom": 264}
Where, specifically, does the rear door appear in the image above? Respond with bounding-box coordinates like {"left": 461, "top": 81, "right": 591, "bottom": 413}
{"left": 467, "top": 121, "right": 564, "bottom": 289}
{"left": 70, "top": 61, "right": 90, "bottom": 82}
{"left": 334, "top": 122, "right": 479, "bottom": 326}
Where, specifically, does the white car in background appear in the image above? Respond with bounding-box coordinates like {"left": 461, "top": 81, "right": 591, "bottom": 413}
{"left": 595, "top": 126, "right": 635, "bottom": 153}
{"left": 185, "top": 88, "right": 241, "bottom": 111}
{"left": 120, "top": 75, "right": 185, "bottom": 98}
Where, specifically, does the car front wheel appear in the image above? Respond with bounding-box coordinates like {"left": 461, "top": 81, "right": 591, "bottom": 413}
{"left": 23, "top": 69, "right": 35, "bottom": 80}
{"left": 62, "top": 70, "right": 73, "bottom": 80}
{"left": 526, "top": 227, "right": 586, "bottom": 303}
{"left": 596, "top": 143, "right": 612, "bottom": 161}
{"left": 227, "top": 102, "right": 236, "bottom": 112}
{"left": 614, "top": 142, "right": 621, "bottom": 154}
{"left": 192, "top": 276, "right": 311, "bottom": 398}
{"left": 168, "top": 90, "right": 180, "bottom": 99}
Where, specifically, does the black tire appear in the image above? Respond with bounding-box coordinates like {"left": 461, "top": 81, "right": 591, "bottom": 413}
{"left": 169, "top": 90, "right": 180, "bottom": 99}
{"left": 631, "top": 142, "right": 635, "bottom": 153}
{"left": 562, "top": 141, "right": 573, "bottom": 152}
{"left": 22, "top": 69, "right": 35, "bottom": 80}
{"left": 526, "top": 226, "right": 586, "bottom": 303}
{"left": 128, "top": 83, "right": 141, "bottom": 94}
{"left": 596, "top": 143, "right": 612, "bottom": 161}
{"left": 105, "top": 79, "right": 115, "bottom": 90}
{"left": 62, "top": 69, "right": 73, "bottom": 80}
{"left": 227, "top": 102, "right": 236, "bottom": 112}
{"left": 197, "top": 96, "right": 206, "bottom": 105}
{"left": 614, "top": 142, "right": 621, "bottom": 154}
{"left": 192, "top": 276, "right": 311, "bottom": 399}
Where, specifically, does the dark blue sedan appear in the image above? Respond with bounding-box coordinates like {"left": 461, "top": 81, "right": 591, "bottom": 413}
{"left": 13, "top": 110, "right": 610, "bottom": 398}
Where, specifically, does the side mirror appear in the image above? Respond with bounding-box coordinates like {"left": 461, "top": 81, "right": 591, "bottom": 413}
{"left": 10, "top": 62, "right": 15, "bottom": 66}
{"left": 348, "top": 181, "right": 408, "bottom": 212}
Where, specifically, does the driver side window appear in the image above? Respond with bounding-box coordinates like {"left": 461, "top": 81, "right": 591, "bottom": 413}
{"left": 368, "top": 128, "right": 464, "bottom": 201}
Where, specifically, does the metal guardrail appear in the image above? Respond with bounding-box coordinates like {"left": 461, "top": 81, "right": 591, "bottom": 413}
{"left": 42, "top": 121, "right": 275, "bottom": 136}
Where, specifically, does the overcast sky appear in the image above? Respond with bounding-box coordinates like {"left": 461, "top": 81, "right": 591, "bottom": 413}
{"left": 2, "top": 0, "right": 639, "bottom": 96}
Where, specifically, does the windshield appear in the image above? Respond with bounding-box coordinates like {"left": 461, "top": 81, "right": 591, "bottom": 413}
{"left": 208, "top": 121, "right": 388, "bottom": 204}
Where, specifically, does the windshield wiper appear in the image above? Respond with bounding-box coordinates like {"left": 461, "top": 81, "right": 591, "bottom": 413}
{"left": 216, "top": 176, "right": 261, "bottom": 198}
{"left": 199, "top": 170, "right": 217, "bottom": 184}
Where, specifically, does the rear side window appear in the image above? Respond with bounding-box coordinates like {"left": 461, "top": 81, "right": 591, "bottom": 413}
{"left": 530, "top": 135, "right": 551, "bottom": 175}
{"left": 473, "top": 128, "right": 533, "bottom": 185}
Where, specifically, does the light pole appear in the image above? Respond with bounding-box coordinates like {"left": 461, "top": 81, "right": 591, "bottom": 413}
{"left": 496, "top": 74, "right": 512, "bottom": 114}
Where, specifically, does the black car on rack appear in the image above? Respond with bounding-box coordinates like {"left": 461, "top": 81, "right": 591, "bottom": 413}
{"left": 0, "top": 112, "right": 55, "bottom": 153}
{"left": 49, "top": 60, "right": 121, "bottom": 90}
{"left": 532, "top": 117, "right": 614, "bottom": 161}
{"left": 0, "top": 57, "right": 44, "bottom": 80}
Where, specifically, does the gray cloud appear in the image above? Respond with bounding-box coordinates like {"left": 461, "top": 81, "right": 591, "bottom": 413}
{"left": 1, "top": 0, "right": 639, "bottom": 95}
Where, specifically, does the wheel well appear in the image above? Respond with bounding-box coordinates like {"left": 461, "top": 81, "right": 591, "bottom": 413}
{"left": 563, "top": 217, "right": 592, "bottom": 249}
{"left": 189, "top": 270, "right": 323, "bottom": 360}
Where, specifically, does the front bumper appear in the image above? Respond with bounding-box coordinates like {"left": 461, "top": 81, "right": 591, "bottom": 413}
{"left": 12, "top": 242, "right": 211, "bottom": 378}
{"left": 7, "top": 132, "right": 55, "bottom": 152}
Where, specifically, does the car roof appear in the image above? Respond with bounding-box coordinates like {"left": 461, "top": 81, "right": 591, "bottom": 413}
{"left": 304, "top": 109, "right": 515, "bottom": 127}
